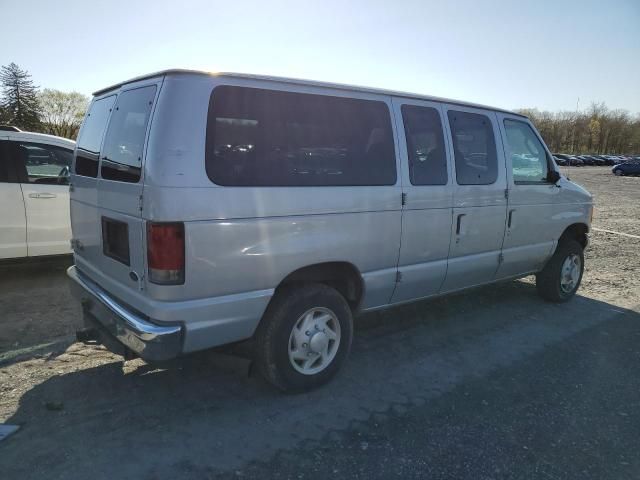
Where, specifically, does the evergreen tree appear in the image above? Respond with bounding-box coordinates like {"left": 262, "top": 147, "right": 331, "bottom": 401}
{"left": 0, "top": 62, "right": 41, "bottom": 130}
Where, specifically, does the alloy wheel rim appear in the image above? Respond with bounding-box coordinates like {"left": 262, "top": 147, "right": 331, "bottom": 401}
{"left": 560, "top": 254, "right": 581, "bottom": 293}
{"left": 288, "top": 307, "right": 341, "bottom": 375}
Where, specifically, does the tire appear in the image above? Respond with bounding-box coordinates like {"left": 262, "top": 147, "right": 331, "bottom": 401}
{"left": 254, "top": 283, "right": 353, "bottom": 393}
{"left": 536, "top": 239, "right": 584, "bottom": 302}
{"left": 614, "top": 169, "right": 623, "bottom": 176}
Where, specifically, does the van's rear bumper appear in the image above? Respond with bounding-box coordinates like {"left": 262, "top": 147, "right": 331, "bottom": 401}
{"left": 67, "top": 265, "right": 183, "bottom": 361}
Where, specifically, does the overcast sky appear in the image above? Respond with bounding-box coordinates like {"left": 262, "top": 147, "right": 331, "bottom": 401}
{"left": 3, "top": 0, "right": 639, "bottom": 113}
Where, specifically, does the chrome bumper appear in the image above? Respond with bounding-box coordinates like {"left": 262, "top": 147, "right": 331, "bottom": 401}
{"left": 67, "top": 265, "right": 183, "bottom": 361}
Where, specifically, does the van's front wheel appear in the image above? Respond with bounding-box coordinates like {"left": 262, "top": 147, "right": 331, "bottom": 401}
{"left": 536, "top": 239, "right": 584, "bottom": 302}
{"left": 254, "top": 283, "right": 353, "bottom": 393}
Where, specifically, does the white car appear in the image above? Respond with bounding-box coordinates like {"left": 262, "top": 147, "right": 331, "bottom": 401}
{"left": 0, "top": 127, "right": 75, "bottom": 259}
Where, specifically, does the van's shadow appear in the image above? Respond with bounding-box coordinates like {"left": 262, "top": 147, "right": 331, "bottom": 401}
{"left": 2, "top": 279, "right": 637, "bottom": 478}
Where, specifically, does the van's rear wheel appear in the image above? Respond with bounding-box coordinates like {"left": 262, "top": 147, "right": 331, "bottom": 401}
{"left": 536, "top": 239, "right": 584, "bottom": 302}
{"left": 254, "top": 283, "right": 353, "bottom": 393}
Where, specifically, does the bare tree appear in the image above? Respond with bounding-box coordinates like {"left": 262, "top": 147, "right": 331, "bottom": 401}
{"left": 518, "top": 103, "right": 640, "bottom": 154}
{"left": 38, "top": 89, "right": 89, "bottom": 139}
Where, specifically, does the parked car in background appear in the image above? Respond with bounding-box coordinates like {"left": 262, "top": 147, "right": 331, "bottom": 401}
{"left": 578, "top": 155, "right": 595, "bottom": 166}
{"left": 67, "top": 70, "right": 593, "bottom": 392}
{"left": 553, "top": 155, "right": 567, "bottom": 166}
{"left": 0, "top": 128, "right": 74, "bottom": 259}
{"left": 595, "top": 155, "right": 616, "bottom": 165}
{"left": 612, "top": 159, "right": 640, "bottom": 176}
{"left": 550, "top": 153, "right": 638, "bottom": 167}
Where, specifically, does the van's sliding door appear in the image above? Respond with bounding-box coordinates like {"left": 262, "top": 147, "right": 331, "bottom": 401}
{"left": 390, "top": 98, "right": 453, "bottom": 303}
{"left": 439, "top": 106, "right": 508, "bottom": 292}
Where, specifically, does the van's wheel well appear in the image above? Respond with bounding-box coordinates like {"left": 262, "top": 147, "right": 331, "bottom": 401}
{"left": 275, "top": 262, "right": 364, "bottom": 312}
{"left": 559, "top": 223, "right": 589, "bottom": 250}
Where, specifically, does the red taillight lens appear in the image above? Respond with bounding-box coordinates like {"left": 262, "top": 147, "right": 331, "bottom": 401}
{"left": 147, "top": 222, "right": 185, "bottom": 285}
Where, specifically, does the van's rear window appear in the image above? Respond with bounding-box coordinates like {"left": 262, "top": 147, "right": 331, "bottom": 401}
{"left": 205, "top": 86, "right": 397, "bottom": 186}
{"left": 74, "top": 95, "right": 116, "bottom": 178}
{"left": 100, "top": 85, "right": 156, "bottom": 183}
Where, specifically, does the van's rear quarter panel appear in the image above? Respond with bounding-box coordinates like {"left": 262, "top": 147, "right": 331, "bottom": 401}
{"left": 143, "top": 184, "right": 402, "bottom": 307}
{"left": 188, "top": 210, "right": 400, "bottom": 295}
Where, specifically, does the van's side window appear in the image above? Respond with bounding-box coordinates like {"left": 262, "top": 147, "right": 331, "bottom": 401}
{"left": 74, "top": 95, "right": 116, "bottom": 178}
{"left": 401, "top": 105, "right": 447, "bottom": 185}
{"left": 503, "top": 119, "right": 549, "bottom": 184}
{"left": 447, "top": 111, "right": 498, "bottom": 185}
{"left": 206, "top": 86, "right": 397, "bottom": 186}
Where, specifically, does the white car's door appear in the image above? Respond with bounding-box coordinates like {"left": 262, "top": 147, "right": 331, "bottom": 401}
{"left": 0, "top": 138, "right": 27, "bottom": 259}
{"left": 8, "top": 140, "right": 73, "bottom": 256}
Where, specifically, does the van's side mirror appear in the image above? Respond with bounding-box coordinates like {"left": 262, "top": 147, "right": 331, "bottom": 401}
{"left": 547, "top": 170, "right": 561, "bottom": 184}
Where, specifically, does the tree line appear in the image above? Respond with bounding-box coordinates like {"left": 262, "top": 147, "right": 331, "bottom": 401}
{"left": 2, "top": 62, "right": 639, "bottom": 153}
{"left": 0, "top": 62, "right": 89, "bottom": 140}
{"left": 517, "top": 104, "right": 640, "bottom": 155}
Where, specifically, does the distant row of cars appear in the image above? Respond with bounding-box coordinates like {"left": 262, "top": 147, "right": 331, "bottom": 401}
{"left": 553, "top": 153, "right": 639, "bottom": 167}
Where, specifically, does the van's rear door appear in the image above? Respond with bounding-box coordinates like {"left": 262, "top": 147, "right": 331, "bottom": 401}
{"left": 70, "top": 78, "right": 161, "bottom": 293}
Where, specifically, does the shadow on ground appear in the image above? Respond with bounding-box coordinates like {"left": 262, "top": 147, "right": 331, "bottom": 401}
{"left": 1, "top": 280, "right": 637, "bottom": 479}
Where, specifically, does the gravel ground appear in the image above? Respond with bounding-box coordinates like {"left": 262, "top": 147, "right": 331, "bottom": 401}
{"left": 0, "top": 167, "right": 638, "bottom": 479}
{"left": 0, "top": 257, "right": 78, "bottom": 356}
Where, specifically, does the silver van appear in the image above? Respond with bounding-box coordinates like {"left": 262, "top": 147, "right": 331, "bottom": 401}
{"left": 68, "top": 70, "right": 592, "bottom": 392}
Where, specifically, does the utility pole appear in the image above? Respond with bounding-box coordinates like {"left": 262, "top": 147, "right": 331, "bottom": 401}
{"left": 571, "top": 97, "right": 580, "bottom": 153}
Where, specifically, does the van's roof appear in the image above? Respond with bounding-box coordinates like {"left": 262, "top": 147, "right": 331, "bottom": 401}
{"left": 94, "top": 69, "right": 527, "bottom": 118}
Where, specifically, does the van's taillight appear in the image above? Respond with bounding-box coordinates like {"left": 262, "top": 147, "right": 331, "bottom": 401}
{"left": 147, "top": 222, "right": 185, "bottom": 285}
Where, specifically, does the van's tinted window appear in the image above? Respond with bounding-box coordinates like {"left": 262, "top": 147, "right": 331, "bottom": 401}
{"left": 401, "top": 105, "right": 447, "bottom": 185}
{"left": 448, "top": 110, "right": 498, "bottom": 185}
{"left": 503, "top": 119, "right": 549, "bottom": 183}
{"left": 101, "top": 85, "right": 156, "bottom": 183}
{"left": 206, "top": 86, "right": 396, "bottom": 186}
{"left": 74, "top": 95, "right": 116, "bottom": 177}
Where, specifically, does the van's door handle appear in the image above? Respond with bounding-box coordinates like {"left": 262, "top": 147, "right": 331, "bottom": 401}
{"left": 456, "top": 214, "right": 466, "bottom": 235}
{"left": 29, "top": 193, "right": 57, "bottom": 199}
{"left": 508, "top": 209, "right": 515, "bottom": 229}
